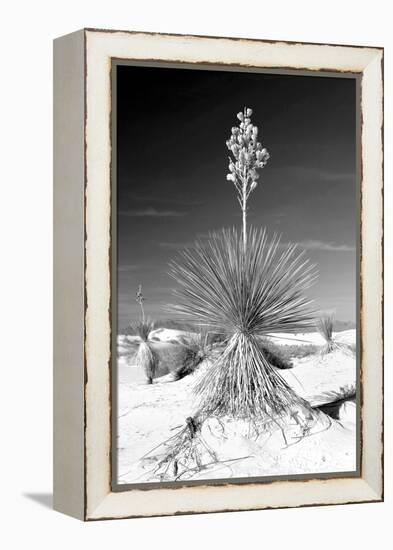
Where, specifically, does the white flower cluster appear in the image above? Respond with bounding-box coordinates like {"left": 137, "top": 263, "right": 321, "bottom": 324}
{"left": 225, "top": 107, "right": 270, "bottom": 197}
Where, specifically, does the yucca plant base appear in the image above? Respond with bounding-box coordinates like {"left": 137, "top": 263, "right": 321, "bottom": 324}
{"left": 134, "top": 341, "right": 158, "bottom": 384}
{"left": 129, "top": 320, "right": 158, "bottom": 384}
{"left": 195, "top": 332, "right": 302, "bottom": 418}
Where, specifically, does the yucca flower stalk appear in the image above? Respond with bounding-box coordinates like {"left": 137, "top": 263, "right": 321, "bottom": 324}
{"left": 170, "top": 228, "right": 317, "bottom": 417}
{"left": 136, "top": 284, "right": 145, "bottom": 323}
{"left": 226, "top": 107, "right": 270, "bottom": 251}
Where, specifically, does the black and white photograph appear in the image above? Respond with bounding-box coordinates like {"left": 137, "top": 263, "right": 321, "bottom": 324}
{"left": 114, "top": 63, "right": 358, "bottom": 485}
{"left": 1, "top": 0, "right": 388, "bottom": 538}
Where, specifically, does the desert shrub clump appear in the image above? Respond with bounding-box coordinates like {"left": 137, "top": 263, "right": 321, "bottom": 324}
{"left": 258, "top": 339, "right": 294, "bottom": 369}
{"left": 264, "top": 341, "right": 319, "bottom": 362}
{"left": 173, "top": 332, "right": 213, "bottom": 380}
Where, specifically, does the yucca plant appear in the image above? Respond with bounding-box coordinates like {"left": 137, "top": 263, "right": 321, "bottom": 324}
{"left": 170, "top": 227, "right": 317, "bottom": 417}
{"left": 167, "top": 107, "right": 318, "bottom": 418}
{"left": 318, "top": 315, "right": 335, "bottom": 354}
{"left": 129, "top": 320, "right": 158, "bottom": 384}
{"left": 130, "top": 285, "right": 157, "bottom": 384}
{"left": 318, "top": 314, "right": 354, "bottom": 356}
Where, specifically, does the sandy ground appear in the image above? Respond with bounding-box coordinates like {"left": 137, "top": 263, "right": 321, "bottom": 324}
{"left": 265, "top": 329, "right": 355, "bottom": 347}
{"left": 117, "top": 329, "right": 357, "bottom": 484}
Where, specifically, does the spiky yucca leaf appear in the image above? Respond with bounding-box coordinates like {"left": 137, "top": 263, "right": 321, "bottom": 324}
{"left": 195, "top": 332, "right": 302, "bottom": 417}
{"left": 129, "top": 320, "right": 157, "bottom": 383}
{"left": 169, "top": 227, "right": 317, "bottom": 417}
{"left": 318, "top": 315, "right": 335, "bottom": 353}
{"left": 134, "top": 341, "right": 158, "bottom": 384}
{"left": 170, "top": 227, "right": 317, "bottom": 337}
{"left": 317, "top": 314, "right": 354, "bottom": 356}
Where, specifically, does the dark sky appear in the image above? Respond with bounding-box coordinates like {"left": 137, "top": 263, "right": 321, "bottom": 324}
{"left": 116, "top": 64, "right": 357, "bottom": 330}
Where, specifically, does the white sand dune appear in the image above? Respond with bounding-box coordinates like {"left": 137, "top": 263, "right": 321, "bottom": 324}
{"left": 267, "top": 329, "right": 356, "bottom": 347}
{"left": 117, "top": 329, "right": 357, "bottom": 484}
{"left": 149, "top": 328, "right": 188, "bottom": 342}
{"left": 120, "top": 327, "right": 356, "bottom": 347}
{"left": 281, "top": 350, "right": 355, "bottom": 407}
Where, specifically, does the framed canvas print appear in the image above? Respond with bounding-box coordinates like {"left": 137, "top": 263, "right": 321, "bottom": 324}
{"left": 53, "top": 29, "right": 384, "bottom": 520}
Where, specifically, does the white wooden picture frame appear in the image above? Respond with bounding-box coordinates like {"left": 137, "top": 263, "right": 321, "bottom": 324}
{"left": 53, "top": 28, "right": 383, "bottom": 520}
